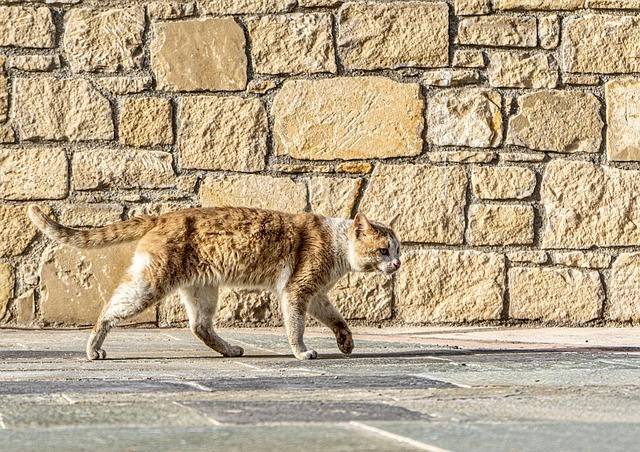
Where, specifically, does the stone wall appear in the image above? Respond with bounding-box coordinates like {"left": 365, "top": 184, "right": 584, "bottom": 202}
{"left": 1, "top": 0, "right": 640, "bottom": 329}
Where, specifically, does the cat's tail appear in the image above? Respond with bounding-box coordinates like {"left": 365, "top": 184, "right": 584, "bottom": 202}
{"left": 28, "top": 205, "right": 158, "bottom": 249}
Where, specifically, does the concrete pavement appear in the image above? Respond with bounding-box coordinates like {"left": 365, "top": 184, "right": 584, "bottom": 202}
{"left": 0, "top": 326, "right": 639, "bottom": 451}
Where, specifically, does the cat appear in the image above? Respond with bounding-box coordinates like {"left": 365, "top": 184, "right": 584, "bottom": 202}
{"left": 28, "top": 205, "right": 401, "bottom": 361}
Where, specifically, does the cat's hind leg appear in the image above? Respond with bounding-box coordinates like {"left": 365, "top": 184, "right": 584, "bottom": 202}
{"left": 180, "top": 284, "right": 244, "bottom": 357}
{"left": 308, "top": 294, "right": 353, "bottom": 355}
{"left": 86, "top": 252, "right": 166, "bottom": 360}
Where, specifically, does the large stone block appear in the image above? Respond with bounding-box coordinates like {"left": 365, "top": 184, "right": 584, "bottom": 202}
{"left": 454, "top": 0, "right": 491, "bottom": 15}
{"left": 609, "top": 253, "right": 640, "bottom": 321}
{"left": 488, "top": 51, "right": 558, "bottom": 88}
{"left": 471, "top": 166, "right": 536, "bottom": 200}
{"left": 507, "top": 90, "right": 602, "bottom": 153}
{"left": 395, "top": 249, "right": 505, "bottom": 322}
{"left": 0, "top": 148, "right": 68, "bottom": 200}
{"left": 63, "top": 7, "right": 145, "bottom": 72}
{"left": 0, "top": 205, "right": 39, "bottom": 257}
{"left": 39, "top": 243, "right": 156, "bottom": 326}
{"left": 550, "top": 251, "right": 611, "bottom": 269}
{"left": 329, "top": 272, "right": 392, "bottom": 321}
{"left": 247, "top": 13, "right": 335, "bottom": 75}
{"left": 338, "top": 1, "right": 448, "bottom": 70}
{"left": 178, "top": 96, "right": 267, "bottom": 171}
{"left": 72, "top": 149, "right": 175, "bottom": 190}
{"left": 494, "top": 0, "right": 583, "bottom": 9}
{"left": 359, "top": 164, "right": 467, "bottom": 244}
{"left": 0, "top": 263, "right": 13, "bottom": 322}
{"left": 0, "top": 6, "right": 54, "bottom": 48}
{"left": 13, "top": 77, "right": 114, "bottom": 141}
{"left": 562, "top": 14, "right": 640, "bottom": 73}
{"left": 151, "top": 18, "right": 247, "bottom": 91}
{"left": 508, "top": 267, "right": 603, "bottom": 323}
{"left": 457, "top": 16, "right": 537, "bottom": 47}
{"left": 427, "top": 88, "right": 502, "bottom": 148}
{"left": 542, "top": 160, "right": 640, "bottom": 248}
{"left": 119, "top": 97, "right": 173, "bottom": 147}
{"left": 308, "top": 177, "right": 362, "bottom": 218}
{"left": 588, "top": 0, "right": 640, "bottom": 7}
{"left": 200, "top": 174, "right": 307, "bottom": 213}
{"left": 606, "top": 79, "right": 640, "bottom": 161}
{"left": 272, "top": 77, "right": 423, "bottom": 160}
{"left": 468, "top": 204, "right": 534, "bottom": 246}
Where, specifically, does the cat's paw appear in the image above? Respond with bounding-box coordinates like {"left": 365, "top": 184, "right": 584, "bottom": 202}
{"left": 336, "top": 329, "right": 354, "bottom": 355}
{"left": 223, "top": 345, "right": 244, "bottom": 357}
{"left": 87, "top": 348, "right": 106, "bottom": 360}
{"left": 296, "top": 349, "right": 318, "bottom": 360}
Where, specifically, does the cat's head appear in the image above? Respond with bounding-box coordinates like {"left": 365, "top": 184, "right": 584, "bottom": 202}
{"left": 348, "top": 213, "right": 401, "bottom": 275}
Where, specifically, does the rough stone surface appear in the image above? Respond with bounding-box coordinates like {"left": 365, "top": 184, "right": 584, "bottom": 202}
{"left": 541, "top": 160, "right": 640, "bottom": 248}
{"left": 427, "top": 151, "right": 496, "bottom": 163}
{"left": 0, "top": 206, "right": 39, "bottom": 258}
{"left": 539, "top": 15, "right": 560, "bottom": 49}
{"left": 0, "top": 6, "right": 55, "bottom": 48}
{"left": 329, "top": 273, "right": 393, "bottom": 321}
{"left": 151, "top": 18, "right": 247, "bottom": 92}
{"left": 509, "top": 267, "right": 603, "bottom": 323}
{"left": 507, "top": 90, "right": 602, "bottom": 153}
{"left": 562, "top": 14, "right": 640, "bottom": 74}
{"left": 360, "top": 164, "right": 467, "bottom": 244}
{"left": 72, "top": 149, "right": 175, "bottom": 190}
{"left": 562, "top": 73, "right": 600, "bottom": 85}
{"left": 606, "top": 78, "right": 640, "bottom": 162}
{"left": 0, "top": 74, "right": 7, "bottom": 123}
{"left": 147, "top": 1, "right": 195, "bottom": 19}
{"left": 93, "top": 76, "right": 152, "bottom": 95}
{"left": 421, "top": 69, "right": 481, "bottom": 87}
{"left": 453, "top": 49, "right": 485, "bottom": 68}
{"left": 247, "top": 13, "right": 336, "bottom": 75}
{"left": 13, "top": 77, "right": 114, "bottom": 141}
{"left": 63, "top": 7, "right": 145, "bottom": 73}
{"left": 506, "top": 251, "right": 548, "bottom": 264}
{"left": 468, "top": 204, "right": 535, "bottom": 246}
{"left": 39, "top": 243, "right": 156, "bottom": 325}
{"left": 58, "top": 204, "right": 124, "bottom": 227}
{"left": 457, "top": 16, "right": 537, "bottom": 47}
{"left": 308, "top": 177, "right": 362, "bottom": 218}
{"left": 338, "top": 2, "right": 449, "bottom": 70}
{"left": 488, "top": 51, "right": 558, "bottom": 88}
{"left": 120, "top": 97, "right": 173, "bottom": 147}
{"left": 0, "top": 148, "right": 68, "bottom": 200}
{"left": 494, "top": 0, "right": 583, "bottom": 8}
{"left": 272, "top": 77, "right": 423, "bottom": 160}
{"left": 14, "top": 289, "right": 35, "bottom": 325}
{"left": 588, "top": 0, "right": 640, "bottom": 7}
{"left": 551, "top": 251, "right": 611, "bottom": 269}
{"left": 0, "top": 123, "right": 14, "bottom": 143}
{"left": 427, "top": 88, "right": 502, "bottom": 148}
{"left": 609, "top": 253, "right": 640, "bottom": 321}
{"left": 396, "top": 249, "right": 505, "bottom": 322}
{"left": 200, "top": 175, "right": 306, "bottom": 213}
{"left": 9, "top": 55, "right": 60, "bottom": 71}
{"left": 454, "top": 0, "right": 491, "bottom": 15}
{"left": 471, "top": 166, "right": 536, "bottom": 200}
{"left": 178, "top": 96, "right": 267, "bottom": 171}
{"left": 197, "top": 0, "right": 296, "bottom": 14}
{"left": 0, "top": 263, "right": 13, "bottom": 321}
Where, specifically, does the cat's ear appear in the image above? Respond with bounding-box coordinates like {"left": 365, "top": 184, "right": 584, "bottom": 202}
{"left": 353, "top": 212, "right": 373, "bottom": 237}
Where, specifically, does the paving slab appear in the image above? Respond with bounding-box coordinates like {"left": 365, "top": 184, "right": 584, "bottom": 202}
{"left": 0, "top": 326, "right": 639, "bottom": 451}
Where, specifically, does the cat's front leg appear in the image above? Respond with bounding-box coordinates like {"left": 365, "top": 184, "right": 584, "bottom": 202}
{"left": 308, "top": 294, "right": 353, "bottom": 355}
{"left": 281, "top": 290, "right": 317, "bottom": 360}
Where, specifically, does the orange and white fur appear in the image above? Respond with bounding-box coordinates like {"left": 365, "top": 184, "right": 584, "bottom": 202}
{"left": 28, "top": 206, "right": 401, "bottom": 360}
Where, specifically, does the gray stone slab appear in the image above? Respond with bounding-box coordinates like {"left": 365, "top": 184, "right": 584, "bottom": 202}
{"left": 369, "top": 421, "right": 640, "bottom": 452}
{"left": 0, "top": 424, "right": 408, "bottom": 452}
{"left": 183, "top": 400, "right": 427, "bottom": 424}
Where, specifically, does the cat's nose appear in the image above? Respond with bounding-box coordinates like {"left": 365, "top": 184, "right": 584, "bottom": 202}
{"left": 392, "top": 259, "right": 401, "bottom": 270}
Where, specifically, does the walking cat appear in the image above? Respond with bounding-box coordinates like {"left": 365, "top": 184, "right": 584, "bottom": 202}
{"left": 29, "top": 206, "right": 401, "bottom": 360}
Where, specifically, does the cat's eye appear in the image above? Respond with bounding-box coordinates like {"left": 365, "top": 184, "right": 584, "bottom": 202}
{"left": 378, "top": 248, "right": 389, "bottom": 256}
